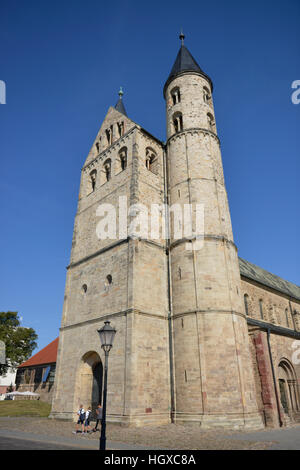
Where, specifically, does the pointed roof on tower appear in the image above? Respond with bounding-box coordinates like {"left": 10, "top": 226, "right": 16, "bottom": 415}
{"left": 115, "top": 87, "right": 127, "bottom": 116}
{"left": 163, "top": 32, "right": 213, "bottom": 97}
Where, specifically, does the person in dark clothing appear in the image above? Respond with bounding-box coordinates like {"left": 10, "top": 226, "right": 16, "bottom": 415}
{"left": 93, "top": 404, "right": 102, "bottom": 432}
{"left": 73, "top": 405, "right": 85, "bottom": 434}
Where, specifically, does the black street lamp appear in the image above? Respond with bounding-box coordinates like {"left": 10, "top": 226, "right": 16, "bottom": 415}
{"left": 97, "top": 320, "right": 116, "bottom": 451}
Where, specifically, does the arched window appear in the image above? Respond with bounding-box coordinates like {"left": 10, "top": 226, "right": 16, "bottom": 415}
{"left": 89, "top": 169, "right": 97, "bottom": 193}
{"left": 145, "top": 147, "right": 158, "bottom": 175}
{"left": 173, "top": 112, "right": 183, "bottom": 133}
{"left": 106, "top": 125, "right": 113, "bottom": 146}
{"left": 117, "top": 121, "right": 124, "bottom": 137}
{"left": 171, "top": 87, "right": 181, "bottom": 105}
{"left": 293, "top": 310, "right": 299, "bottom": 331}
{"left": 259, "top": 299, "right": 264, "bottom": 320}
{"left": 207, "top": 112, "right": 215, "bottom": 132}
{"left": 285, "top": 308, "right": 290, "bottom": 328}
{"left": 244, "top": 294, "right": 249, "bottom": 316}
{"left": 116, "top": 147, "right": 127, "bottom": 173}
{"left": 203, "top": 86, "right": 212, "bottom": 106}
{"left": 104, "top": 274, "right": 113, "bottom": 292}
{"left": 82, "top": 284, "right": 87, "bottom": 294}
{"left": 102, "top": 159, "right": 111, "bottom": 183}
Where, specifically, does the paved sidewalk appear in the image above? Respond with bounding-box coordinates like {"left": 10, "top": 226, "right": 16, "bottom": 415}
{"left": 0, "top": 428, "right": 152, "bottom": 450}
{"left": 2, "top": 416, "right": 296, "bottom": 450}
{"left": 225, "top": 424, "right": 300, "bottom": 450}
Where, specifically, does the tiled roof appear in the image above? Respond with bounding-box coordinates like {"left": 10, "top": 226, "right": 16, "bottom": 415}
{"left": 18, "top": 337, "right": 59, "bottom": 368}
{"left": 239, "top": 257, "right": 300, "bottom": 301}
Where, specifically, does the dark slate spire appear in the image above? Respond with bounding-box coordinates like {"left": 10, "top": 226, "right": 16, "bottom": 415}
{"left": 163, "top": 33, "right": 213, "bottom": 97}
{"left": 115, "top": 87, "right": 127, "bottom": 116}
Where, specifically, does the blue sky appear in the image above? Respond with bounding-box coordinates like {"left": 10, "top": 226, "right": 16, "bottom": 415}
{"left": 1, "top": 0, "right": 299, "bottom": 353}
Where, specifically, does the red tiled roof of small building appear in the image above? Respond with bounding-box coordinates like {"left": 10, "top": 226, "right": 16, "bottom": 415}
{"left": 18, "top": 338, "right": 59, "bottom": 368}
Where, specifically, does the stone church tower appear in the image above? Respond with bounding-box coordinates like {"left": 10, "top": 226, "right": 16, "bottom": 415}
{"left": 164, "top": 34, "right": 262, "bottom": 428}
{"left": 51, "top": 35, "right": 263, "bottom": 429}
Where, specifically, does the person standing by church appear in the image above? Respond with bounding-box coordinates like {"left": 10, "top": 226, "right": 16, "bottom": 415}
{"left": 92, "top": 404, "right": 102, "bottom": 432}
{"left": 74, "top": 405, "right": 85, "bottom": 434}
{"left": 84, "top": 406, "right": 92, "bottom": 433}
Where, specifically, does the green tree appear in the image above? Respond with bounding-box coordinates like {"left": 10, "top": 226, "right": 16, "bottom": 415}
{"left": 0, "top": 312, "right": 38, "bottom": 375}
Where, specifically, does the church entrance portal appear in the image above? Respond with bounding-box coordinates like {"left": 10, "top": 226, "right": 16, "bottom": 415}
{"left": 75, "top": 352, "right": 103, "bottom": 420}
{"left": 92, "top": 362, "right": 103, "bottom": 418}
{"left": 278, "top": 360, "right": 299, "bottom": 417}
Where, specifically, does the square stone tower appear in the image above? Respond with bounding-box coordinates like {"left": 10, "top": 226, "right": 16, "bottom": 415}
{"left": 51, "top": 92, "right": 172, "bottom": 426}
{"left": 51, "top": 37, "right": 264, "bottom": 430}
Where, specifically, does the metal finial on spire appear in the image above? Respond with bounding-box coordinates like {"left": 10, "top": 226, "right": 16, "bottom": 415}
{"left": 118, "top": 86, "right": 124, "bottom": 98}
{"left": 179, "top": 29, "right": 185, "bottom": 45}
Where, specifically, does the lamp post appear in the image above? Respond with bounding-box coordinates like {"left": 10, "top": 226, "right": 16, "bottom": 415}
{"left": 97, "top": 320, "right": 116, "bottom": 451}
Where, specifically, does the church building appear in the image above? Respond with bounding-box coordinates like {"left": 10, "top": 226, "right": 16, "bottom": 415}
{"left": 50, "top": 35, "right": 300, "bottom": 429}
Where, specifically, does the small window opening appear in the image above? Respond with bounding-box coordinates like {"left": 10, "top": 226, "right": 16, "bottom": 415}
{"left": 244, "top": 294, "right": 249, "bottom": 316}
{"left": 259, "top": 299, "right": 264, "bottom": 319}
{"left": 203, "top": 86, "right": 212, "bottom": 105}
{"left": 145, "top": 147, "right": 158, "bottom": 174}
{"left": 104, "top": 160, "right": 111, "bottom": 182}
{"left": 106, "top": 129, "right": 111, "bottom": 145}
{"left": 89, "top": 169, "right": 97, "bottom": 192}
{"left": 118, "top": 147, "right": 127, "bottom": 172}
{"left": 173, "top": 113, "right": 183, "bottom": 133}
{"left": 117, "top": 121, "right": 124, "bottom": 137}
{"left": 207, "top": 113, "right": 215, "bottom": 132}
{"left": 285, "top": 308, "right": 290, "bottom": 328}
{"left": 82, "top": 284, "right": 87, "bottom": 294}
{"left": 171, "top": 87, "right": 181, "bottom": 105}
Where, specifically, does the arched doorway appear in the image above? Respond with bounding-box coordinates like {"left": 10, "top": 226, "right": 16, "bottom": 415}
{"left": 75, "top": 352, "right": 103, "bottom": 419}
{"left": 91, "top": 362, "right": 103, "bottom": 418}
{"left": 278, "top": 359, "right": 299, "bottom": 416}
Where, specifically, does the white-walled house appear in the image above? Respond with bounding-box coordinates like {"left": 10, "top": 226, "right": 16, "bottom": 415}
{"left": 0, "top": 365, "right": 16, "bottom": 400}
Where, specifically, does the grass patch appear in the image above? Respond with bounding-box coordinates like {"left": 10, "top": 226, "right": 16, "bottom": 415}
{"left": 0, "top": 400, "right": 51, "bottom": 417}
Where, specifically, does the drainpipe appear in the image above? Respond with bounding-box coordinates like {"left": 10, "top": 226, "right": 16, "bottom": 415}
{"left": 267, "top": 327, "right": 283, "bottom": 427}
{"left": 163, "top": 144, "right": 175, "bottom": 423}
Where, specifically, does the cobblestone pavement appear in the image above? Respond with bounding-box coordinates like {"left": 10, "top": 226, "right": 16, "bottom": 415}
{"left": 0, "top": 417, "right": 278, "bottom": 450}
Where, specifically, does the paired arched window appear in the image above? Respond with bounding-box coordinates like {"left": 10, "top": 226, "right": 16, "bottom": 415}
{"left": 171, "top": 87, "right": 181, "bottom": 105}
{"left": 145, "top": 147, "right": 158, "bottom": 175}
{"left": 173, "top": 112, "right": 183, "bottom": 133}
